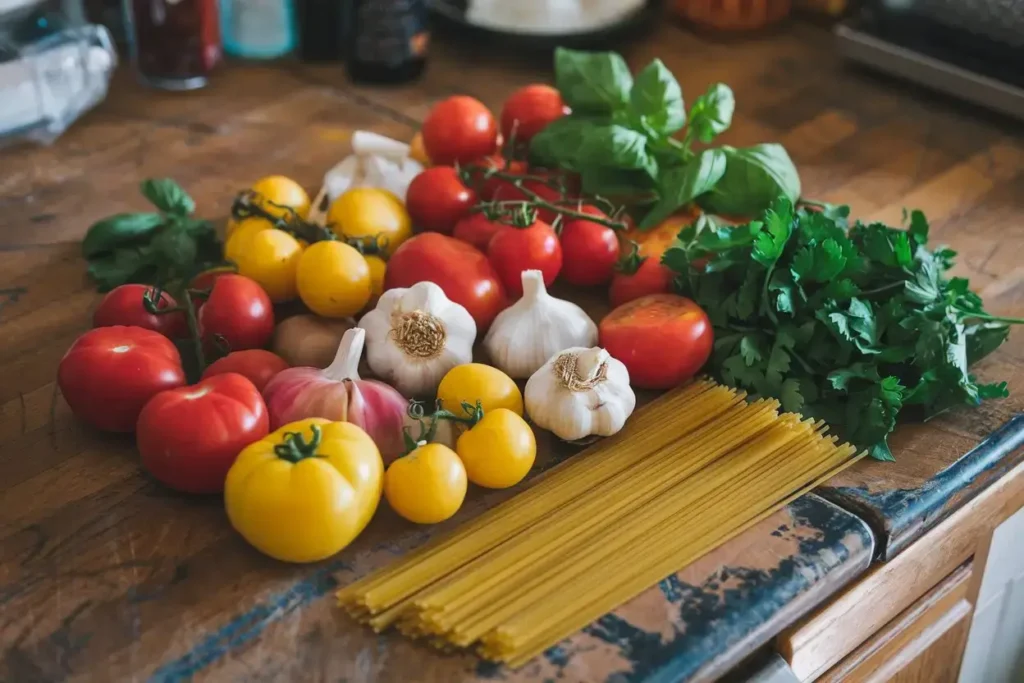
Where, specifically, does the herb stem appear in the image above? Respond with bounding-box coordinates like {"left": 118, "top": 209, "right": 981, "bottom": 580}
{"left": 182, "top": 290, "right": 207, "bottom": 375}
{"left": 855, "top": 281, "right": 905, "bottom": 298}
{"left": 958, "top": 310, "right": 1024, "bottom": 325}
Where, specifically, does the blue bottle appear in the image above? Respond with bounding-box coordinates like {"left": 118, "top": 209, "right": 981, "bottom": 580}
{"left": 220, "top": 0, "right": 297, "bottom": 59}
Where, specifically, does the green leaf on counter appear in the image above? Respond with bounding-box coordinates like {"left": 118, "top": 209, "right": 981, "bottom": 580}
{"left": 529, "top": 116, "right": 599, "bottom": 170}
{"left": 701, "top": 144, "right": 801, "bottom": 217}
{"left": 629, "top": 58, "right": 685, "bottom": 136}
{"left": 686, "top": 83, "right": 735, "bottom": 144}
{"left": 141, "top": 178, "right": 196, "bottom": 216}
{"left": 82, "top": 212, "right": 165, "bottom": 258}
{"left": 554, "top": 48, "right": 632, "bottom": 114}
{"left": 639, "top": 148, "right": 726, "bottom": 230}
{"left": 578, "top": 124, "right": 653, "bottom": 172}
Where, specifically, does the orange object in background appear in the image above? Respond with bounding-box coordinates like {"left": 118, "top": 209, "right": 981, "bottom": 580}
{"left": 671, "top": 0, "right": 792, "bottom": 32}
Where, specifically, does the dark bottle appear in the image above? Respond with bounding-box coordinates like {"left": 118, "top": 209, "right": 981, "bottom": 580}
{"left": 296, "top": 0, "right": 348, "bottom": 62}
{"left": 346, "top": 0, "right": 429, "bottom": 84}
{"left": 125, "top": 0, "right": 222, "bottom": 90}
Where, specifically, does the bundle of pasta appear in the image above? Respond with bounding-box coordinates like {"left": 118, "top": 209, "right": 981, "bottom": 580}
{"left": 338, "top": 379, "right": 863, "bottom": 667}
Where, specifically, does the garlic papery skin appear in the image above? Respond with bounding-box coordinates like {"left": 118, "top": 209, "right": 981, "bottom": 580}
{"left": 484, "top": 270, "right": 598, "bottom": 379}
{"left": 262, "top": 328, "right": 409, "bottom": 462}
{"left": 524, "top": 346, "right": 636, "bottom": 442}
{"left": 321, "top": 131, "right": 423, "bottom": 204}
{"left": 358, "top": 281, "right": 476, "bottom": 397}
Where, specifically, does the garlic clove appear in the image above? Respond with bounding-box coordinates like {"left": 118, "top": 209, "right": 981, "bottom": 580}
{"left": 323, "top": 156, "right": 361, "bottom": 202}
{"left": 351, "top": 130, "right": 411, "bottom": 158}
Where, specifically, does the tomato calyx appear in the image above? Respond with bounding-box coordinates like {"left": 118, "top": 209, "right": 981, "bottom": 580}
{"left": 614, "top": 240, "right": 647, "bottom": 275}
{"left": 273, "top": 424, "right": 325, "bottom": 463}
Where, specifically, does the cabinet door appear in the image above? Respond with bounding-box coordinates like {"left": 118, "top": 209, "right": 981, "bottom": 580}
{"left": 957, "top": 504, "right": 1024, "bottom": 683}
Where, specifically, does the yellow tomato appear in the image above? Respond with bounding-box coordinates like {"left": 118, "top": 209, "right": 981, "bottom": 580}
{"left": 327, "top": 188, "right": 412, "bottom": 258}
{"left": 251, "top": 175, "right": 311, "bottom": 221}
{"left": 296, "top": 241, "right": 372, "bottom": 318}
{"left": 365, "top": 254, "right": 387, "bottom": 304}
{"left": 385, "top": 443, "right": 466, "bottom": 524}
{"left": 224, "top": 216, "right": 276, "bottom": 262}
{"left": 232, "top": 229, "right": 303, "bottom": 303}
{"left": 409, "top": 132, "right": 431, "bottom": 166}
{"left": 437, "top": 363, "right": 523, "bottom": 417}
{"left": 224, "top": 418, "right": 384, "bottom": 563}
{"left": 457, "top": 409, "right": 535, "bottom": 489}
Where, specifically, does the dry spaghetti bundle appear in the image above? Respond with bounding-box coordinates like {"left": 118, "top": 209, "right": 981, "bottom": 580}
{"left": 338, "top": 379, "right": 863, "bottom": 667}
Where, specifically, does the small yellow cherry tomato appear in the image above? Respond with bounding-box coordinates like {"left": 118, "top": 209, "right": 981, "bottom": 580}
{"left": 296, "top": 241, "right": 372, "bottom": 318}
{"left": 225, "top": 418, "right": 384, "bottom": 563}
{"left": 437, "top": 363, "right": 523, "bottom": 417}
{"left": 251, "top": 175, "right": 311, "bottom": 221}
{"left": 409, "top": 132, "right": 431, "bottom": 166}
{"left": 232, "top": 229, "right": 303, "bottom": 303}
{"left": 224, "top": 216, "right": 276, "bottom": 263}
{"left": 365, "top": 254, "right": 387, "bottom": 304}
{"left": 457, "top": 409, "right": 536, "bottom": 489}
{"left": 385, "top": 443, "right": 467, "bottom": 524}
{"left": 327, "top": 188, "right": 412, "bottom": 258}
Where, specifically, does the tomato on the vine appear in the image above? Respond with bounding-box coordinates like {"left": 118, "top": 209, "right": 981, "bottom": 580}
{"left": 250, "top": 175, "right": 311, "bottom": 220}
{"left": 92, "top": 284, "right": 187, "bottom": 338}
{"left": 385, "top": 232, "right": 508, "bottom": 330}
{"left": 58, "top": 326, "right": 187, "bottom": 433}
{"left": 559, "top": 205, "right": 620, "bottom": 287}
{"left": 487, "top": 219, "right": 562, "bottom": 297}
{"left": 229, "top": 228, "right": 303, "bottom": 303}
{"left": 500, "top": 84, "right": 569, "bottom": 144}
{"left": 327, "top": 187, "right": 411, "bottom": 258}
{"left": 477, "top": 158, "right": 526, "bottom": 201}
{"left": 202, "top": 349, "right": 290, "bottom": 392}
{"left": 608, "top": 250, "right": 674, "bottom": 309}
{"left": 599, "top": 294, "right": 713, "bottom": 390}
{"left": 405, "top": 166, "right": 477, "bottom": 234}
{"left": 137, "top": 373, "right": 270, "bottom": 494}
{"left": 421, "top": 96, "right": 498, "bottom": 166}
{"left": 296, "top": 241, "right": 371, "bottom": 318}
{"left": 452, "top": 212, "right": 510, "bottom": 252}
{"left": 199, "top": 274, "right": 275, "bottom": 351}
{"left": 385, "top": 443, "right": 467, "bottom": 524}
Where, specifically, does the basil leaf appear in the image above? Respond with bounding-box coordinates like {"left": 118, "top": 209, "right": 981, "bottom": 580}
{"left": 141, "top": 178, "right": 196, "bottom": 215}
{"left": 629, "top": 58, "right": 685, "bottom": 136}
{"left": 577, "top": 124, "right": 653, "bottom": 173}
{"left": 579, "top": 167, "right": 656, "bottom": 196}
{"left": 152, "top": 225, "right": 198, "bottom": 271}
{"left": 639, "top": 148, "right": 726, "bottom": 229}
{"left": 82, "top": 212, "right": 165, "bottom": 258}
{"left": 700, "top": 144, "right": 801, "bottom": 217}
{"left": 528, "top": 117, "right": 600, "bottom": 170}
{"left": 554, "top": 48, "right": 632, "bottom": 114}
{"left": 686, "top": 84, "right": 735, "bottom": 143}
{"left": 86, "top": 246, "right": 156, "bottom": 292}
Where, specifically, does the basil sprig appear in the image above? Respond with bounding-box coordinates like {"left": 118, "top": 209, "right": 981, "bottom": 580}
{"left": 530, "top": 48, "right": 801, "bottom": 228}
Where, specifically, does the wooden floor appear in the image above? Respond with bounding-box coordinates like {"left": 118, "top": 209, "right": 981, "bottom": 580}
{"left": 1, "top": 17, "right": 1023, "bottom": 683}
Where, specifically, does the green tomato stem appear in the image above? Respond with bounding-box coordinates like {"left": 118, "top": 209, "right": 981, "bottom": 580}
{"left": 273, "top": 424, "right": 324, "bottom": 462}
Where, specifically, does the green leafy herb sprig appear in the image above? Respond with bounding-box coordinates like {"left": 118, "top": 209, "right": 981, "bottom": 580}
{"left": 528, "top": 48, "right": 801, "bottom": 229}
{"left": 83, "top": 179, "right": 225, "bottom": 292}
{"left": 664, "top": 198, "right": 1022, "bottom": 461}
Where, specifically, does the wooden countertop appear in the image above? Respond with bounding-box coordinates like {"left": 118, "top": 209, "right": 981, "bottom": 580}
{"left": 2, "top": 18, "right": 1023, "bottom": 683}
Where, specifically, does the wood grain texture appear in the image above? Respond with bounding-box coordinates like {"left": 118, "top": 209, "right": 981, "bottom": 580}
{"left": 0, "top": 16, "right": 1023, "bottom": 683}
{"left": 778, "top": 459, "right": 1024, "bottom": 680}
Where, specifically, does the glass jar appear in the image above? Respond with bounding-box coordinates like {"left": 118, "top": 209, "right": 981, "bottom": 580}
{"left": 220, "top": 0, "right": 296, "bottom": 59}
{"left": 124, "top": 0, "right": 221, "bottom": 90}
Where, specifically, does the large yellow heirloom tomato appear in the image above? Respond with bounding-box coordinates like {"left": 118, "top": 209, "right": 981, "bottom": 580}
{"left": 457, "top": 409, "right": 536, "bottom": 489}
{"left": 231, "top": 229, "right": 303, "bottom": 303}
{"left": 437, "top": 363, "right": 523, "bottom": 417}
{"left": 225, "top": 418, "right": 384, "bottom": 563}
{"left": 327, "top": 188, "right": 412, "bottom": 258}
{"left": 251, "top": 175, "right": 311, "bottom": 220}
{"left": 296, "top": 241, "right": 372, "bottom": 318}
{"left": 385, "top": 443, "right": 466, "bottom": 524}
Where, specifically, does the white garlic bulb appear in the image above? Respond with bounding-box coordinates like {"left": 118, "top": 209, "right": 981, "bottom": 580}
{"left": 525, "top": 346, "right": 636, "bottom": 441}
{"left": 321, "top": 131, "right": 423, "bottom": 204}
{"left": 358, "top": 281, "right": 476, "bottom": 397}
{"left": 484, "top": 270, "right": 598, "bottom": 379}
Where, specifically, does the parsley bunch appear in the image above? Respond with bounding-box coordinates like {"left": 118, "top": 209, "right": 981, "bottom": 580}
{"left": 664, "top": 199, "right": 1021, "bottom": 461}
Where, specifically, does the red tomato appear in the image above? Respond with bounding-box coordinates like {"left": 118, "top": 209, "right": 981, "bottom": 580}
{"left": 452, "top": 212, "right": 511, "bottom": 252}
{"left": 92, "top": 284, "right": 187, "bottom": 338}
{"left": 58, "top": 326, "right": 187, "bottom": 433}
{"left": 489, "top": 174, "right": 565, "bottom": 225}
{"left": 202, "top": 349, "right": 289, "bottom": 392}
{"left": 406, "top": 166, "right": 477, "bottom": 234}
{"left": 421, "top": 96, "right": 498, "bottom": 166}
{"left": 500, "top": 84, "right": 569, "bottom": 144}
{"left": 599, "top": 294, "right": 713, "bottom": 390}
{"left": 559, "top": 205, "right": 620, "bottom": 287}
{"left": 190, "top": 266, "right": 235, "bottom": 291}
{"left": 487, "top": 220, "right": 563, "bottom": 297}
{"left": 136, "top": 373, "right": 270, "bottom": 494}
{"left": 475, "top": 158, "right": 523, "bottom": 201}
{"left": 198, "top": 274, "right": 274, "bottom": 351}
{"left": 385, "top": 232, "right": 508, "bottom": 330}
{"left": 609, "top": 257, "right": 674, "bottom": 309}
